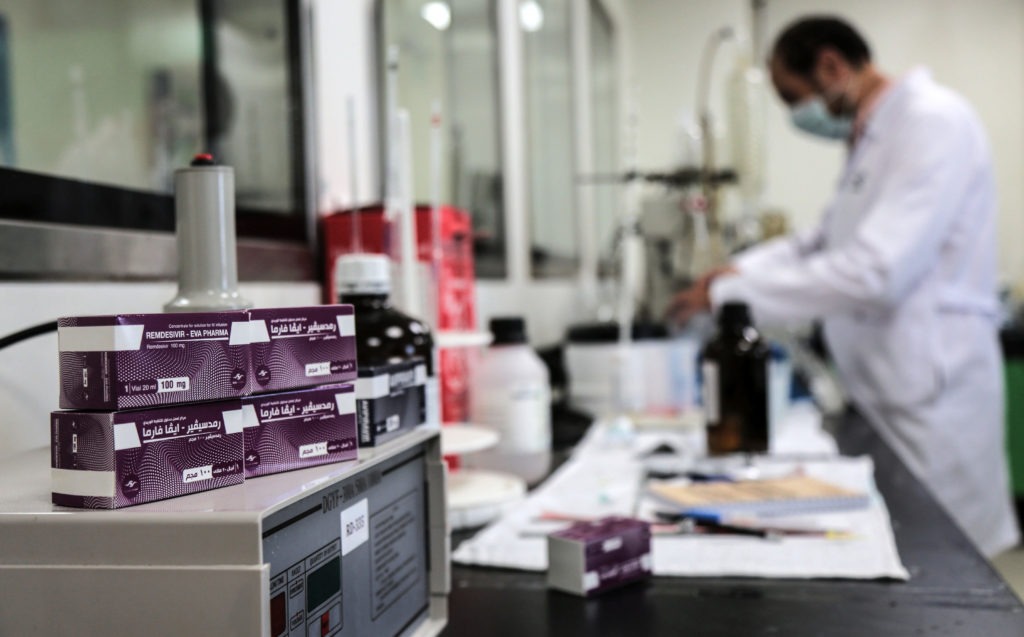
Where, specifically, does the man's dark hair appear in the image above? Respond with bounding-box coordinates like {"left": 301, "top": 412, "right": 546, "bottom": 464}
{"left": 772, "top": 16, "right": 872, "bottom": 77}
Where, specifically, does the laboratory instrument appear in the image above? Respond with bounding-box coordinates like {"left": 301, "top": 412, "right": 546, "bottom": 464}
{"left": 164, "top": 154, "right": 252, "bottom": 312}
{"left": 0, "top": 428, "right": 449, "bottom": 636}
{"left": 321, "top": 205, "right": 478, "bottom": 424}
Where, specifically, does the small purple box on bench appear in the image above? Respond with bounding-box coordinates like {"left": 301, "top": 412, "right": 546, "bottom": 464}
{"left": 58, "top": 312, "right": 250, "bottom": 410}
{"left": 241, "top": 384, "right": 358, "bottom": 478}
{"left": 248, "top": 305, "right": 358, "bottom": 393}
{"left": 547, "top": 517, "right": 652, "bottom": 597}
{"left": 51, "top": 400, "right": 245, "bottom": 509}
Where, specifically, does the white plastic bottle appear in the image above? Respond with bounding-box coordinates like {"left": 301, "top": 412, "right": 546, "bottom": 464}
{"left": 466, "top": 317, "right": 552, "bottom": 485}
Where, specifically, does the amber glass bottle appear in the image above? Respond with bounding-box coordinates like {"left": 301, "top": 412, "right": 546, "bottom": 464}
{"left": 336, "top": 254, "right": 439, "bottom": 425}
{"left": 701, "top": 302, "right": 769, "bottom": 455}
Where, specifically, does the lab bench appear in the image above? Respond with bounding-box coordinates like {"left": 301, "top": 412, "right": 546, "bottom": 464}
{"left": 442, "top": 410, "right": 1024, "bottom": 636}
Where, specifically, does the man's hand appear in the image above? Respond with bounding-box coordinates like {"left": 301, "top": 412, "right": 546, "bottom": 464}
{"left": 667, "top": 266, "right": 738, "bottom": 325}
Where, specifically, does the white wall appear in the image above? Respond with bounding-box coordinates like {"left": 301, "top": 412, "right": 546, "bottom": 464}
{"left": 475, "top": 279, "right": 585, "bottom": 345}
{"left": 631, "top": 0, "right": 747, "bottom": 170}
{"left": 629, "top": 0, "right": 1024, "bottom": 284}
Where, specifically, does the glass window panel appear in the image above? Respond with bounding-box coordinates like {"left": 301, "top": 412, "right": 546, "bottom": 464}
{"left": 0, "top": 0, "right": 307, "bottom": 234}
{"left": 380, "top": 0, "right": 448, "bottom": 203}
{"left": 204, "top": 0, "right": 301, "bottom": 214}
{"left": 2, "top": 0, "right": 201, "bottom": 192}
{"left": 449, "top": 0, "right": 505, "bottom": 278}
{"left": 523, "top": 0, "right": 577, "bottom": 278}
{"left": 589, "top": 0, "right": 619, "bottom": 271}
{"left": 379, "top": 0, "right": 507, "bottom": 278}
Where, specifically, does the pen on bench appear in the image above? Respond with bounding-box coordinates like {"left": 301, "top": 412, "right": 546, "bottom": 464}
{"left": 644, "top": 470, "right": 738, "bottom": 482}
{"left": 653, "top": 510, "right": 854, "bottom": 540}
{"left": 685, "top": 472, "right": 736, "bottom": 483}
{"left": 627, "top": 519, "right": 777, "bottom": 540}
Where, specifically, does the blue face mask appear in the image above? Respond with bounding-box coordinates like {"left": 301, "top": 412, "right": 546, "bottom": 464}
{"left": 790, "top": 97, "right": 853, "bottom": 140}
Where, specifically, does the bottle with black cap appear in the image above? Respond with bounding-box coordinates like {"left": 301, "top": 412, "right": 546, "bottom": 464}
{"left": 336, "top": 253, "right": 439, "bottom": 426}
{"left": 466, "top": 317, "right": 552, "bottom": 484}
{"left": 701, "top": 301, "right": 770, "bottom": 455}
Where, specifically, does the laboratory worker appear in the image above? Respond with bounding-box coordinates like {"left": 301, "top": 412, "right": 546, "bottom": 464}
{"left": 671, "top": 16, "right": 1019, "bottom": 556}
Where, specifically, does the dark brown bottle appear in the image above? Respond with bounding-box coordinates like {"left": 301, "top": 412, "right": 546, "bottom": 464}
{"left": 701, "top": 302, "right": 769, "bottom": 455}
{"left": 336, "top": 254, "right": 439, "bottom": 425}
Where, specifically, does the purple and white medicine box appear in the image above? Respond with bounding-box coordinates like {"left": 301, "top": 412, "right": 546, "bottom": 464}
{"left": 248, "top": 305, "right": 358, "bottom": 393}
{"left": 241, "top": 384, "right": 358, "bottom": 478}
{"left": 58, "top": 312, "right": 250, "bottom": 410}
{"left": 547, "top": 516, "right": 652, "bottom": 597}
{"left": 51, "top": 401, "right": 245, "bottom": 509}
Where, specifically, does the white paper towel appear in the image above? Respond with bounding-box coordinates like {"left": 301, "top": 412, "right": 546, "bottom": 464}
{"left": 453, "top": 406, "right": 908, "bottom": 581}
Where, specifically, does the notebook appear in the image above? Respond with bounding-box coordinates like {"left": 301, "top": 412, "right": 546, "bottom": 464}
{"left": 647, "top": 475, "right": 870, "bottom": 517}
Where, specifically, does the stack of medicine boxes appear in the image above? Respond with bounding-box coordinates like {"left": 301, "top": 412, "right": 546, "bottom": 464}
{"left": 50, "top": 306, "right": 362, "bottom": 509}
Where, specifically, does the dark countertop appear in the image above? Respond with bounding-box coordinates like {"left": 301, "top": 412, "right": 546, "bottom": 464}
{"left": 442, "top": 411, "right": 1024, "bottom": 636}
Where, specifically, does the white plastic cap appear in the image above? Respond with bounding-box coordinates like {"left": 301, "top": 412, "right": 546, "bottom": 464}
{"left": 335, "top": 253, "right": 391, "bottom": 295}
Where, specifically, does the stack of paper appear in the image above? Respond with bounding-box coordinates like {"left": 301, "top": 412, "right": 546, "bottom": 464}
{"left": 648, "top": 475, "right": 871, "bottom": 516}
{"left": 452, "top": 408, "right": 908, "bottom": 581}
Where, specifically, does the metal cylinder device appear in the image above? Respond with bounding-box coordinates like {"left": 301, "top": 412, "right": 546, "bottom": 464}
{"left": 164, "top": 154, "right": 251, "bottom": 312}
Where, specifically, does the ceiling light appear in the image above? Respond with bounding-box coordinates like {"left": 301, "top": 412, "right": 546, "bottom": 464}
{"left": 421, "top": 1, "right": 451, "bottom": 31}
{"left": 519, "top": 0, "right": 544, "bottom": 32}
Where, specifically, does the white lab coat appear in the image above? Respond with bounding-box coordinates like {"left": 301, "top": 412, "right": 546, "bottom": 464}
{"left": 711, "top": 68, "right": 1020, "bottom": 556}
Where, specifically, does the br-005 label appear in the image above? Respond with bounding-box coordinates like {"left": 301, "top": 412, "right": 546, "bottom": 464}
{"left": 341, "top": 498, "right": 369, "bottom": 556}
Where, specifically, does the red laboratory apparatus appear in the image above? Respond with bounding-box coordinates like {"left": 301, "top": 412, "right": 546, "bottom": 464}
{"left": 321, "top": 204, "right": 477, "bottom": 427}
